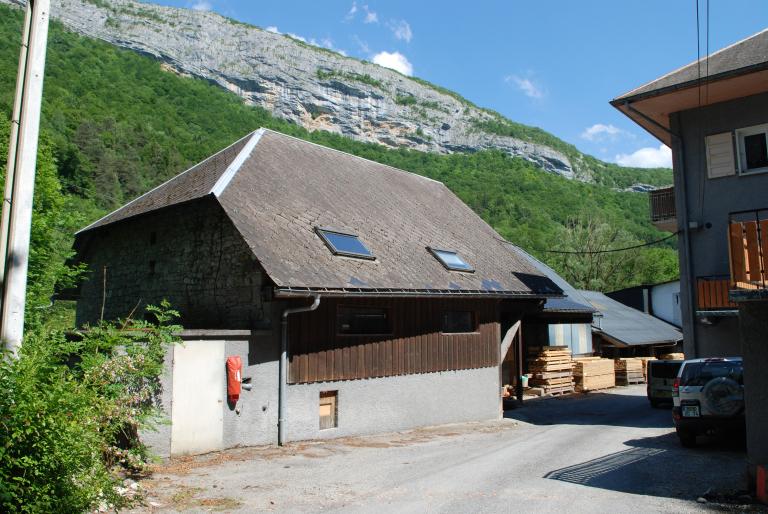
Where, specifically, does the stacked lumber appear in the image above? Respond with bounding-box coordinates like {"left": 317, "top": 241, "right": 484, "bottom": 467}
{"left": 572, "top": 357, "right": 615, "bottom": 392}
{"left": 637, "top": 357, "right": 657, "bottom": 382}
{"left": 660, "top": 352, "right": 685, "bottom": 360}
{"left": 528, "top": 346, "right": 574, "bottom": 395}
{"left": 615, "top": 358, "right": 644, "bottom": 385}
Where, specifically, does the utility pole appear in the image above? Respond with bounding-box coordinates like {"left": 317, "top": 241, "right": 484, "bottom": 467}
{"left": 1, "top": 0, "right": 50, "bottom": 356}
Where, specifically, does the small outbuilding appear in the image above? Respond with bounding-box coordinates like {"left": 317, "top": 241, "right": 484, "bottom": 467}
{"left": 580, "top": 290, "right": 683, "bottom": 358}
{"left": 73, "top": 128, "right": 560, "bottom": 456}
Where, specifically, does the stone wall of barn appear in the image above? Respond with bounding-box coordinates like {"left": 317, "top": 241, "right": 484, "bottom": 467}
{"left": 75, "top": 198, "right": 271, "bottom": 330}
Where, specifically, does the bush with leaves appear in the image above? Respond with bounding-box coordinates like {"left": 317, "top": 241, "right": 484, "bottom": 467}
{"left": 0, "top": 302, "right": 181, "bottom": 513}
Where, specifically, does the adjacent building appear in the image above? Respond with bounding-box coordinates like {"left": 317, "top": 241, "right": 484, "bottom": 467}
{"left": 612, "top": 28, "right": 768, "bottom": 495}
{"left": 611, "top": 28, "right": 768, "bottom": 359}
{"left": 73, "top": 128, "right": 561, "bottom": 456}
{"left": 607, "top": 280, "right": 682, "bottom": 328}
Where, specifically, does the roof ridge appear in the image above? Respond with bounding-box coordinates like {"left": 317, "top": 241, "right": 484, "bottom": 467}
{"left": 258, "top": 128, "right": 445, "bottom": 186}
{"left": 210, "top": 128, "right": 265, "bottom": 197}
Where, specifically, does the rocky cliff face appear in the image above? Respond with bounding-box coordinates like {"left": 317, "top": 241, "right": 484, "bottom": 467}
{"left": 4, "top": 0, "right": 575, "bottom": 177}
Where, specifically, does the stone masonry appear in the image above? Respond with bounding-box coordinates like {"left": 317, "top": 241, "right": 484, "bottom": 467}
{"left": 75, "top": 198, "right": 271, "bottom": 329}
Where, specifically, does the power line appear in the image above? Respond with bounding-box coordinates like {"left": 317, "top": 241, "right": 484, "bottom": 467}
{"left": 496, "top": 231, "right": 679, "bottom": 256}
{"left": 541, "top": 231, "right": 680, "bottom": 255}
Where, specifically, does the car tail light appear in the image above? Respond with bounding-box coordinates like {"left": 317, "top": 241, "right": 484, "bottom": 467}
{"left": 673, "top": 377, "right": 680, "bottom": 397}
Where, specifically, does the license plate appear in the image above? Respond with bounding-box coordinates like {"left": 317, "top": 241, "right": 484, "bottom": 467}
{"left": 682, "top": 405, "right": 700, "bottom": 417}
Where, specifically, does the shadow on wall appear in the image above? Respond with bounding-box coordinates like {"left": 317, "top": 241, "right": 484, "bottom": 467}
{"left": 544, "top": 432, "right": 746, "bottom": 499}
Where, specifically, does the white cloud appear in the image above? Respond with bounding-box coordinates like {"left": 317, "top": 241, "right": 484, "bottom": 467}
{"left": 505, "top": 75, "right": 544, "bottom": 99}
{"left": 191, "top": 0, "right": 211, "bottom": 11}
{"left": 352, "top": 35, "right": 370, "bottom": 54}
{"left": 581, "top": 123, "right": 629, "bottom": 142}
{"left": 615, "top": 144, "right": 672, "bottom": 168}
{"left": 388, "top": 19, "right": 412, "bottom": 42}
{"left": 363, "top": 5, "right": 378, "bottom": 24}
{"left": 265, "top": 26, "right": 280, "bottom": 33}
{"left": 287, "top": 32, "right": 307, "bottom": 43}
{"left": 372, "top": 51, "right": 413, "bottom": 75}
{"left": 345, "top": 1, "right": 358, "bottom": 21}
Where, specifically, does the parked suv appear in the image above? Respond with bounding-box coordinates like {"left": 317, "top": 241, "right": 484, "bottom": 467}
{"left": 672, "top": 357, "right": 745, "bottom": 447}
{"left": 647, "top": 360, "right": 683, "bottom": 407}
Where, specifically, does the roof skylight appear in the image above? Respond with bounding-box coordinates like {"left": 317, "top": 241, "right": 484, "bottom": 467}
{"left": 316, "top": 228, "right": 374, "bottom": 260}
{"left": 428, "top": 247, "right": 474, "bottom": 272}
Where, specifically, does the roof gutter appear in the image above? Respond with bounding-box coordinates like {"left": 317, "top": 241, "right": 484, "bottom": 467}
{"left": 278, "top": 293, "right": 320, "bottom": 446}
{"left": 621, "top": 101, "right": 698, "bottom": 358}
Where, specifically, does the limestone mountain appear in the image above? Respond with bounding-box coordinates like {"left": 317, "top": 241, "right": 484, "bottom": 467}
{"left": 2, "top": 0, "right": 666, "bottom": 185}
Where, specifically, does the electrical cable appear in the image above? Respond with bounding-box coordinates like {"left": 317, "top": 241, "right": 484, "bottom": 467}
{"left": 496, "top": 231, "right": 680, "bottom": 255}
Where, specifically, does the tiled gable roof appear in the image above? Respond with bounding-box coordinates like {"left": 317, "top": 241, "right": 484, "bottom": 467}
{"left": 78, "top": 129, "right": 561, "bottom": 297}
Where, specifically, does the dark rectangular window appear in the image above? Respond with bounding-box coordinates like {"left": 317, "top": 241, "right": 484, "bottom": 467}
{"left": 316, "top": 228, "right": 374, "bottom": 260}
{"left": 337, "top": 306, "right": 391, "bottom": 335}
{"left": 744, "top": 133, "right": 768, "bottom": 170}
{"left": 428, "top": 247, "right": 474, "bottom": 272}
{"left": 441, "top": 311, "right": 475, "bottom": 333}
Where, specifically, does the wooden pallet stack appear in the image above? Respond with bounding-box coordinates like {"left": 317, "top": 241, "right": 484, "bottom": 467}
{"left": 527, "top": 346, "right": 574, "bottom": 396}
{"left": 637, "top": 357, "right": 657, "bottom": 382}
{"left": 572, "top": 357, "right": 615, "bottom": 392}
{"left": 614, "top": 358, "right": 644, "bottom": 385}
{"left": 660, "top": 352, "right": 685, "bottom": 360}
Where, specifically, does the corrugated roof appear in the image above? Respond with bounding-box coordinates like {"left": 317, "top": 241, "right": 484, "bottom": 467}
{"left": 77, "top": 128, "right": 561, "bottom": 298}
{"left": 580, "top": 290, "right": 682, "bottom": 347}
{"left": 614, "top": 28, "right": 768, "bottom": 102}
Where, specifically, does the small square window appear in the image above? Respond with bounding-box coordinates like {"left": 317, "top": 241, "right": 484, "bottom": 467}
{"left": 737, "top": 125, "right": 768, "bottom": 174}
{"left": 316, "top": 228, "right": 374, "bottom": 260}
{"left": 337, "top": 306, "right": 391, "bottom": 335}
{"left": 428, "top": 247, "right": 474, "bottom": 272}
{"left": 441, "top": 311, "right": 476, "bottom": 333}
{"left": 744, "top": 134, "right": 768, "bottom": 170}
{"left": 319, "top": 391, "right": 338, "bottom": 430}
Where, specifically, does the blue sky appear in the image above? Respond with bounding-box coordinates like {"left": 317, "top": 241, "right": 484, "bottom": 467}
{"left": 157, "top": 0, "right": 767, "bottom": 168}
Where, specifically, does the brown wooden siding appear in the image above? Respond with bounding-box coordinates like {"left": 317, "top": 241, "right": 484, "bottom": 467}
{"left": 288, "top": 297, "right": 501, "bottom": 384}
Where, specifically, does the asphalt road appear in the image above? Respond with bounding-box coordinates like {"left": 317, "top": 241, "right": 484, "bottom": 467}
{"left": 134, "top": 386, "right": 751, "bottom": 513}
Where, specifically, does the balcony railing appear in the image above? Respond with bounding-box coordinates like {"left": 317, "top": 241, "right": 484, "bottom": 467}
{"left": 649, "top": 186, "right": 676, "bottom": 231}
{"left": 728, "top": 209, "right": 768, "bottom": 293}
{"left": 697, "top": 276, "right": 738, "bottom": 311}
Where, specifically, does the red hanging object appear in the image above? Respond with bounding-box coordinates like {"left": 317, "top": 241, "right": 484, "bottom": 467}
{"left": 226, "top": 355, "right": 242, "bottom": 404}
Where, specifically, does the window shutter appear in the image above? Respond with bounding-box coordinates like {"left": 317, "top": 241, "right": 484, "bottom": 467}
{"left": 705, "top": 132, "right": 735, "bottom": 178}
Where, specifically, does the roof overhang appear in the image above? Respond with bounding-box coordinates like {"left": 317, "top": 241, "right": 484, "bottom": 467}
{"left": 611, "top": 64, "right": 768, "bottom": 146}
{"left": 274, "top": 286, "right": 563, "bottom": 300}
{"left": 594, "top": 329, "right": 682, "bottom": 349}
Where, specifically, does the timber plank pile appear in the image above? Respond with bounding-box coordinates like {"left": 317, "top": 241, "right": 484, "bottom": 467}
{"left": 572, "top": 357, "right": 615, "bottom": 392}
{"left": 638, "top": 357, "right": 657, "bottom": 382}
{"left": 615, "top": 358, "right": 644, "bottom": 385}
{"left": 528, "top": 346, "right": 574, "bottom": 396}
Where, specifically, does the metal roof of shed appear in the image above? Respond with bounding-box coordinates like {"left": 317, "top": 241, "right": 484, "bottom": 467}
{"left": 580, "top": 290, "right": 682, "bottom": 347}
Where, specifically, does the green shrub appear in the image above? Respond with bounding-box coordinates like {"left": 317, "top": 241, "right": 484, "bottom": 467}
{"left": 0, "top": 302, "right": 181, "bottom": 512}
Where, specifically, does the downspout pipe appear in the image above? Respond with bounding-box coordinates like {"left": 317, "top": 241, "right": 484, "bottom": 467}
{"left": 623, "top": 102, "right": 697, "bottom": 357}
{"left": 278, "top": 293, "right": 320, "bottom": 446}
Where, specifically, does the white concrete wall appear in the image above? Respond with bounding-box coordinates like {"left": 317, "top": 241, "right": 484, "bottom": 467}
{"left": 144, "top": 330, "right": 501, "bottom": 457}
{"left": 651, "top": 281, "right": 682, "bottom": 327}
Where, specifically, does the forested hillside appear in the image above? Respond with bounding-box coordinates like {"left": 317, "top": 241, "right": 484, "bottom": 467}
{"left": 0, "top": 5, "right": 678, "bottom": 311}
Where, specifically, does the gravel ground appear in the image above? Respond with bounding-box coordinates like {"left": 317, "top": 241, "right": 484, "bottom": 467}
{"left": 128, "top": 385, "right": 758, "bottom": 513}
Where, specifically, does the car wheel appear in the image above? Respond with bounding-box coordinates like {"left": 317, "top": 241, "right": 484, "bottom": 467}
{"left": 677, "top": 428, "right": 696, "bottom": 448}
{"left": 649, "top": 398, "right": 661, "bottom": 408}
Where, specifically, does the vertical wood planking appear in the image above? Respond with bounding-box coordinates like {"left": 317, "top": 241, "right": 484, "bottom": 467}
{"left": 288, "top": 297, "right": 503, "bottom": 383}
{"left": 746, "top": 221, "right": 761, "bottom": 281}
